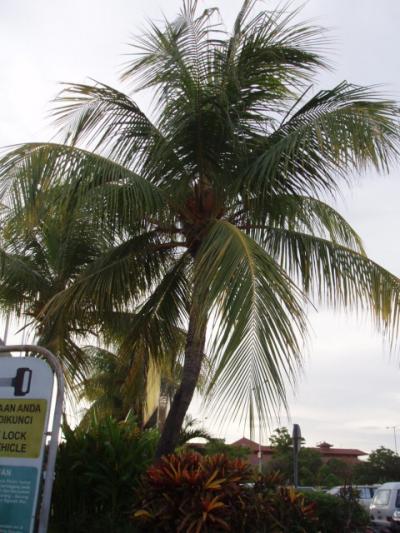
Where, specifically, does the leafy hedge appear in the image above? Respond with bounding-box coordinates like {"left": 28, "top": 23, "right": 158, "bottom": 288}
{"left": 49, "top": 416, "right": 158, "bottom": 533}
{"left": 303, "top": 489, "right": 370, "bottom": 533}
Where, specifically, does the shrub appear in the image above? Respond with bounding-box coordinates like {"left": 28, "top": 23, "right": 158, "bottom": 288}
{"left": 303, "top": 488, "right": 370, "bottom": 533}
{"left": 49, "top": 416, "right": 158, "bottom": 533}
{"left": 133, "top": 453, "right": 318, "bottom": 532}
{"left": 265, "top": 486, "right": 318, "bottom": 532}
{"left": 133, "top": 453, "right": 253, "bottom": 531}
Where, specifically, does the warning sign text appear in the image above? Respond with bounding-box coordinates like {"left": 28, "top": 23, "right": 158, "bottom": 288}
{"left": 0, "top": 399, "right": 47, "bottom": 458}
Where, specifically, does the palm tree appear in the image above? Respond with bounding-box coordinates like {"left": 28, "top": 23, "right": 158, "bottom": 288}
{"left": 75, "top": 342, "right": 185, "bottom": 429}
{"left": 0, "top": 179, "right": 110, "bottom": 385}
{"left": 1, "top": 0, "right": 400, "bottom": 458}
{"left": 177, "top": 415, "right": 213, "bottom": 448}
{"left": 0, "top": 177, "right": 184, "bottom": 414}
{"left": 74, "top": 346, "right": 133, "bottom": 427}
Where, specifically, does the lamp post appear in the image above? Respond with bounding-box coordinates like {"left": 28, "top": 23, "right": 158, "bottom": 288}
{"left": 251, "top": 384, "right": 265, "bottom": 474}
{"left": 292, "top": 424, "right": 302, "bottom": 488}
{"left": 257, "top": 422, "right": 262, "bottom": 474}
{"left": 386, "top": 425, "right": 399, "bottom": 454}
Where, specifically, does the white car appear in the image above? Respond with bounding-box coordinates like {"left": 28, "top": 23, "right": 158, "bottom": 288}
{"left": 327, "top": 485, "right": 379, "bottom": 511}
{"left": 370, "top": 482, "right": 400, "bottom": 530}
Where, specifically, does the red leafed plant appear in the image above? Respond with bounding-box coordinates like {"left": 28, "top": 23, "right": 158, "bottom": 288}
{"left": 132, "top": 453, "right": 318, "bottom": 532}
{"left": 133, "top": 453, "right": 253, "bottom": 532}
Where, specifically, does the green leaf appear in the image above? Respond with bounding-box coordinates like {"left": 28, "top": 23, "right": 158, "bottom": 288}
{"left": 195, "top": 219, "right": 307, "bottom": 435}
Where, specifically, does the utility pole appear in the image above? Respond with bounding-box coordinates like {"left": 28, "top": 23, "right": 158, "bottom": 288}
{"left": 292, "top": 424, "right": 302, "bottom": 488}
{"left": 251, "top": 383, "right": 265, "bottom": 474}
{"left": 386, "top": 425, "right": 399, "bottom": 454}
{"left": 257, "top": 421, "right": 262, "bottom": 473}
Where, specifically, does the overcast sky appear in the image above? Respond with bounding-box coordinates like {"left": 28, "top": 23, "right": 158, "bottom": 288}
{"left": 1, "top": 0, "right": 400, "bottom": 454}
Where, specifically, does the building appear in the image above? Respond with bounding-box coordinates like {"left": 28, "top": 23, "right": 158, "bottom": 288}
{"left": 231, "top": 437, "right": 367, "bottom": 467}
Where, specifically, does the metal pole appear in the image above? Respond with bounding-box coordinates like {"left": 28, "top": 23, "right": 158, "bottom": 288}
{"left": 258, "top": 422, "right": 262, "bottom": 474}
{"left": 3, "top": 313, "right": 10, "bottom": 344}
{"left": 386, "top": 425, "right": 399, "bottom": 454}
{"left": 293, "top": 446, "right": 298, "bottom": 487}
{"left": 0, "top": 344, "right": 64, "bottom": 533}
{"left": 251, "top": 384, "right": 264, "bottom": 474}
{"left": 292, "top": 424, "right": 301, "bottom": 488}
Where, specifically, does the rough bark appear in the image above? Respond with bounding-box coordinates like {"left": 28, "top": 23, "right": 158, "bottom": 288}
{"left": 155, "top": 290, "right": 207, "bottom": 459}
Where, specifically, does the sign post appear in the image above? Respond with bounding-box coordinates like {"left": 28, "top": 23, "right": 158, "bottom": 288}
{"left": 0, "top": 345, "right": 64, "bottom": 533}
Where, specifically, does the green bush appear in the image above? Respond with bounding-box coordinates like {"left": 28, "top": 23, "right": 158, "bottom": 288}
{"left": 303, "top": 489, "right": 370, "bottom": 533}
{"left": 49, "top": 416, "right": 158, "bottom": 533}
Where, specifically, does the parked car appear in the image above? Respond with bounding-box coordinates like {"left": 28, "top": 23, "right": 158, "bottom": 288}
{"left": 296, "top": 486, "right": 318, "bottom": 493}
{"left": 327, "top": 485, "right": 379, "bottom": 511}
{"left": 357, "top": 485, "right": 380, "bottom": 511}
{"left": 370, "top": 482, "right": 400, "bottom": 531}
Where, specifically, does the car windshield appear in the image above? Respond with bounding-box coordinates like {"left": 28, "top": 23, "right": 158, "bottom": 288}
{"left": 395, "top": 490, "right": 400, "bottom": 508}
{"left": 374, "top": 489, "right": 391, "bottom": 506}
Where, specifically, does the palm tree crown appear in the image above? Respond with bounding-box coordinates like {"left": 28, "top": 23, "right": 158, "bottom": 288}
{"left": 1, "top": 0, "right": 400, "bottom": 457}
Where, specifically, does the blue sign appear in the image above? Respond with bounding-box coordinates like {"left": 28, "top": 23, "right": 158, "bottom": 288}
{"left": 0, "top": 466, "right": 38, "bottom": 532}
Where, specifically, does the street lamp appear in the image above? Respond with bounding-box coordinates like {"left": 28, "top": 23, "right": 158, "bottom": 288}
{"left": 386, "top": 425, "right": 399, "bottom": 454}
{"left": 292, "top": 424, "right": 302, "bottom": 488}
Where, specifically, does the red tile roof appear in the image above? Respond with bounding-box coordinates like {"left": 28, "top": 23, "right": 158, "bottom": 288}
{"left": 231, "top": 437, "right": 366, "bottom": 457}
{"left": 232, "top": 437, "right": 273, "bottom": 452}
{"left": 310, "top": 447, "right": 367, "bottom": 457}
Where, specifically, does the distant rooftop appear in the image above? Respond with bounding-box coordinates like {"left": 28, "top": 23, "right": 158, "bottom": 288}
{"left": 231, "top": 437, "right": 367, "bottom": 458}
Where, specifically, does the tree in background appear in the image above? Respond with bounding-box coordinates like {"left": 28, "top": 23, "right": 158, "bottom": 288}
{"left": 317, "top": 458, "right": 353, "bottom": 487}
{"left": 267, "top": 427, "right": 352, "bottom": 487}
{"left": 2, "top": 0, "right": 400, "bottom": 458}
{"left": 269, "top": 427, "right": 295, "bottom": 452}
{"left": 202, "top": 439, "right": 252, "bottom": 460}
{"left": 353, "top": 446, "right": 400, "bottom": 484}
{"left": 268, "top": 427, "right": 313, "bottom": 483}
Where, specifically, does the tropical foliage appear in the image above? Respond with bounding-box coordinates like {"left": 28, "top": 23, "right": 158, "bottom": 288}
{"left": 267, "top": 427, "right": 353, "bottom": 487}
{"left": 353, "top": 446, "right": 400, "bottom": 484}
{"left": 1, "top": 0, "right": 400, "bottom": 456}
{"left": 75, "top": 345, "right": 162, "bottom": 428}
{"left": 177, "top": 415, "right": 213, "bottom": 447}
{"left": 133, "top": 453, "right": 318, "bottom": 532}
{"left": 49, "top": 416, "right": 158, "bottom": 533}
{"left": 0, "top": 183, "right": 108, "bottom": 385}
{"left": 303, "top": 489, "right": 369, "bottom": 533}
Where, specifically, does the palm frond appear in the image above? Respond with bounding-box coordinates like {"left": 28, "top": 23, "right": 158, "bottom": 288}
{"left": 52, "top": 82, "right": 187, "bottom": 181}
{"left": 261, "top": 227, "right": 400, "bottom": 343}
{"left": 221, "top": 0, "right": 328, "bottom": 118}
{"left": 42, "top": 232, "right": 180, "bottom": 321}
{"left": 238, "top": 195, "right": 365, "bottom": 252}
{"left": 246, "top": 82, "right": 400, "bottom": 198}
{"left": 0, "top": 143, "right": 165, "bottom": 226}
{"left": 122, "top": 0, "right": 222, "bottom": 94}
{"left": 194, "top": 219, "right": 307, "bottom": 435}
{"left": 177, "top": 415, "right": 212, "bottom": 445}
{"left": 119, "top": 252, "right": 190, "bottom": 362}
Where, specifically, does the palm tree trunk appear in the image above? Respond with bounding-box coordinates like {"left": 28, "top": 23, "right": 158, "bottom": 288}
{"left": 155, "top": 290, "right": 207, "bottom": 459}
